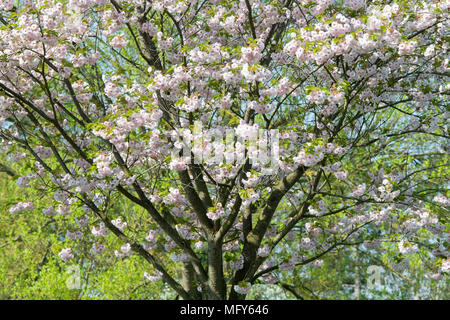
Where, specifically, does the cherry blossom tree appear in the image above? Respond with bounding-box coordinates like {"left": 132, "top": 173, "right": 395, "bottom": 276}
{"left": 0, "top": 0, "right": 448, "bottom": 300}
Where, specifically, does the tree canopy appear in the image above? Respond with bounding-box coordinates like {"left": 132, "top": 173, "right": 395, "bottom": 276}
{"left": 0, "top": 0, "right": 448, "bottom": 300}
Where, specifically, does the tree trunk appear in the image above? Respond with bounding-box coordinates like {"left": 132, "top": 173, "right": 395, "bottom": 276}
{"left": 354, "top": 247, "right": 360, "bottom": 300}
{"left": 206, "top": 240, "right": 226, "bottom": 300}
{"left": 181, "top": 262, "right": 201, "bottom": 299}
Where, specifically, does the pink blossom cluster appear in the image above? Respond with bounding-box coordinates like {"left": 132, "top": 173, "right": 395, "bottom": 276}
{"left": 9, "top": 201, "right": 35, "bottom": 214}
{"left": 59, "top": 248, "right": 74, "bottom": 262}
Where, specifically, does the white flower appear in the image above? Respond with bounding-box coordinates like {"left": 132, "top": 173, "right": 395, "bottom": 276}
{"left": 257, "top": 245, "right": 271, "bottom": 258}
{"left": 9, "top": 201, "right": 35, "bottom": 214}
{"left": 207, "top": 203, "right": 225, "bottom": 221}
{"left": 91, "top": 242, "right": 106, "bottom": 255}
{"left": 92, "top": 222, "right": 109, "bottom": 237}
{"left": 351, "top": 183, "right": 366, "bottom": 197}
{"left": 111, "top": 218, "right": 127, "bottom": 232}
{"left": 398, "top": 240, "right": 418, "bottom": 255}
{"left": 229, "top": 255, "right": 244, "bottom": 270}
{"left": 144, "top": 271, "right": 163, "bottom": 282}
{"left": 233, "top": 283, "right": 251, "bottom": 295}
{"left": 115, "top": 243, "right": 132, "bottom": 258}
{"left": 440, "top": 260, "right": 450, "bottom": 273}
{"left": 334, "top": 171, "right": 348, "bottom": 180}
{"left": 169, "top": 157, "right": 188, "bottom": 171}
{"left": 59, "top": 248, "right": 74, "bottom": 262}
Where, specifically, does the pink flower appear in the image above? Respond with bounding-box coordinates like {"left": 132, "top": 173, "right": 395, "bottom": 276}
{"left": 335, "top": 171, "right": 348, "bottom": 180}
{"left": 257, "top": 245, "right": 271, "bottom": 257}
{"left": 111, "top": 218, "right": 127, "bottom": 232}
{"left": 110, "top": 34, "right": 128, "bottom": 48}
{"left": 241, "top": 46, "right": 262, "bottom": 65}
{"left": 92, "top": 222, "right": 109, "bottom": 237}
{"left": 144, "top": 270, "right": 163, "bottom": 282}
{"left": 207, "top": 203, "right": 225, "bottom": 221}
{"left": 9, "top": 202, "right": 35, "bottom": 214}
{"left": 169, "top": 158, "right": 188, "bottom": 171}
{"left": 233, "top": 283, "right": 251, "bottom": 295}
{"left": 104, "top": 82, "right": 121, "bottom": 98}
{"left": 59, "top": 248, "right": 74, "bottom": 262}
{"left": 92, "top": 242, "right": 106, "bottom": 255}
